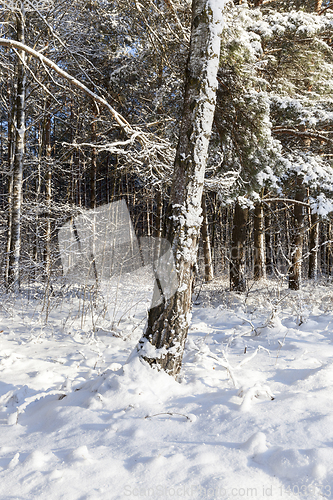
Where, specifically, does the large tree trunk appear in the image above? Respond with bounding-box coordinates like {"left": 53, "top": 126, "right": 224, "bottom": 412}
{"left": 137, "top": 0, "right": 223, "bottom": 377}
{"left": 201, "top": 193, "right": 213, "bottom": 282}
{"left": 289, "top": 177, "right": 306, "bottom": 290}
{"left": 230, "top": 201, "right": 248, "bottom": 292}
{"left": 8, "top": 12, "right": 26, "bottom": 291}
{"left": 253, "top": 202, "right": 266, "bottom": 280}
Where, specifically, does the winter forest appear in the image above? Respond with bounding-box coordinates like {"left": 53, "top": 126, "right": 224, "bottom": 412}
{"left": 2, "top": 0, "right": 333, "bottom": 498}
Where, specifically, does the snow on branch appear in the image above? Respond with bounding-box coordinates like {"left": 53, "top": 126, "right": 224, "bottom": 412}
{"left": 0, "top": 37, "right": 175, "bottom": 183}
{"left": 0, "top": 39, "right": 131, "bottom": 131}
{"left": 262, "top": 198, "right": 310, "bottom": 207}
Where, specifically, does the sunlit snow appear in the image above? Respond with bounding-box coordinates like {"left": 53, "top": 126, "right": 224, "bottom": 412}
{"left": 1, "top": 279, "right": 333, "bottom": 499}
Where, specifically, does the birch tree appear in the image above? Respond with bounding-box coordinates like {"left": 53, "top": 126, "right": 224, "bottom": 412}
{"left": 7, "top": 10, "right": 26, "bottom": 290}
{"left": 137, "top": 0, "right": 224, "bottom": 377}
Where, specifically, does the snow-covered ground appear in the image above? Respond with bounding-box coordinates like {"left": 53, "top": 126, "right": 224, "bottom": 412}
{"left": 1, "top": 277, "right": 333, "bottom": 499}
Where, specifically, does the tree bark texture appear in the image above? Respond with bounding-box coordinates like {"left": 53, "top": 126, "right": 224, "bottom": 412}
{"left": 265, "top": 202, "right": 274, "bottom": 276}
{"left": 44, "top": 102, "right": 52, "bottom": 279}
{"left": 8, "top": 13, "right": 26, "bottom": 291}
{"left": 326, "top": 222, "right": 332, "bottom": 276}
{"left": 90, "top": 110, "right": 97, "bottom": 210}
{"left": 138, "top": 0, "right": 223, "bottom": 376}
{"left": 253, "top": 203, "right": 266, "bottom": 280}
{"left": 289, "top": 177, "right": 306, "bottom": 290}
{"left": 201, "top": 193, "right": 213, "bottom": 281}
{"left": 5, "top": 90, "right": 15, "bottom": 287}
{"left": 308, "top": 212, "right": 319, "bottom": 280}
{"left": 230, "top": 201, "right": 248, "bottom": 292}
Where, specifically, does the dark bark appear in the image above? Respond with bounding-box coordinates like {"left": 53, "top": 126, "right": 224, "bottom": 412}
{"left": 265, "top": 203, "right": 273, "bottom": 276}
{"left": 201, "top": 193, "right": 213, "bottom": 282}
{"left": 155, "top": 189, "right": 163, "bottom": 239}
{"left": 253, "top": 203, "right": 266, "bottom": 280}
{"left": 90, "top": 118, "right": 97, "bottom": 209}
{"left": 327, "top": 222, "right": 332, "bottom": 276}
{"left": 308, "top": 212, "right": 319, "bottom": 280}
{"left": 289, "top": 177, "right": 306, "bottom": 290}
{"left": 230, "top": 201, "right": 248, "bottom": 292}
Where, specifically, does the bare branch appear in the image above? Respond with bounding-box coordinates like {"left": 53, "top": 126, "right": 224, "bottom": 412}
{"left": 319, "top": 3, "right": 333, "bottom": 15}
{"left": 272, "top": 128, "right": 333, "bottom": 143}
{"left": 263, "top": 198, "right": 310, "bottom": 207}
{"left": 0, "top": 37, "right": 132, "bottom": 133}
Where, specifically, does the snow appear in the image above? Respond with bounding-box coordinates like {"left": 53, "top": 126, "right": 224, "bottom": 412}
{"left": 1, "top": 279, "right": 333, "bottom": 498}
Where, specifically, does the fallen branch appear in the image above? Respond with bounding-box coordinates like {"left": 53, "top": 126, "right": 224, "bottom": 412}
{"left": 144, "top": 412, "right": 192, "bottom": 421}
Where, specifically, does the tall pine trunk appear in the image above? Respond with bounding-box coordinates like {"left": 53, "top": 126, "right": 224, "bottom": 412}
{"left": 315, "top": 0, "right": 322, "bottom": 14}
{"left": 253, "top": 202, "right": 266, "bottom": 280}
{"left": 230, "top": 201, "right": 248, "bottom": 292}
{"left": 201, "top": 193, "right": 213, "bottom": 282}
{"left": 289, "top": 177, "right": 306, "bottom": 290}
{"left": 137, "top": 0, "right": 223, "bottom": 376}
{"left": 308, "top": 212, "right": 319, "bottom": 280}
{"left": 265, "top": 202, "right": 274, "bottom": 276}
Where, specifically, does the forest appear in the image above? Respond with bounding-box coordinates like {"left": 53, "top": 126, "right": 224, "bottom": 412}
{"left": 1, "top": 0, "right": 333, "bottom": 373}
{"left": 1, "top": 1, "right": 333, "bottom": 498}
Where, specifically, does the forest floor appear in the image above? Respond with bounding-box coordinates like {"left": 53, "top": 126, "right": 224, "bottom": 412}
{"left": 1, "top": 275, "right": 333, "bottom": 499}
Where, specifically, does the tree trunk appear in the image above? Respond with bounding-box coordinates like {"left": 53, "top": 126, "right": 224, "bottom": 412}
{"left": 155, "top": 188, "right": 163, "bottom": 239}
{"left": 253, "top": 203, "right": 266, "bottom": 280}
{"left": 289, "top": 178, "right": 306, "bottom": 290}
{"left": 265, "top": 202, "right": 273, "bottom": 276}
{"left": 137, "top": 0, "right": 223, "bottom": 377}
{"left": 5, "top": 88, "right": 15, "bottom": 287}
{"left": 327, "top": 222, "right": 332, "bottom": 277}
{"left": 90, "top": 111, "right": 97, "bottom": 209}
{"left": 308, "top": 212, "right": 319, "bottom": 280}
{"left": 8, "top": 12, "right": 26, "bottom": 291}
{"left": 201, "top": 193, "right": 213, "bottom": 282}
{"left": 44, "top": 103, "right": 52, "bottom": 279}
{"left": 230, "top": 201, "right": 248, "bottom": 292}
{"left": 315, "top": 0, "right": 322, "bottom": 13}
